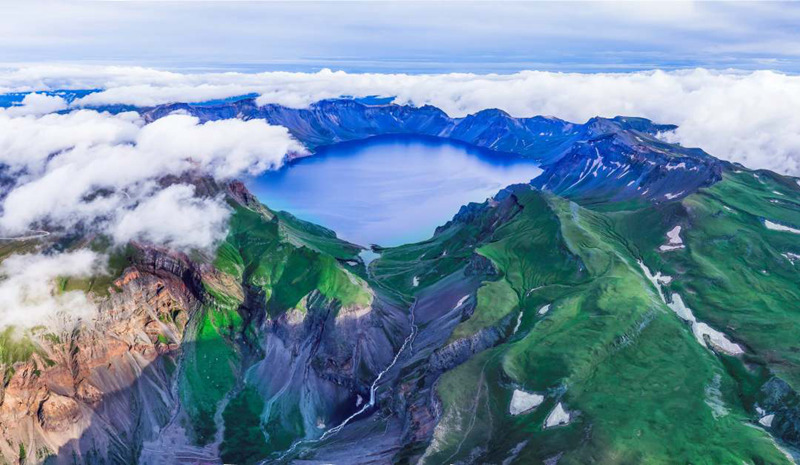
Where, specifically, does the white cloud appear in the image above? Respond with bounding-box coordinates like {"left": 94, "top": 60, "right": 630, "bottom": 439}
{"left": 0, "top": 92, "right": 67, "bottom": 117}
{"left": 2, "top": 66, "right": 798, "bottom": 174}
{"left": 136, "top": 114, "right": 299, "bottom": 178}
{"left": 0, "top": 107, "right": 301, "bottom": 330}
{"left": 0, "top": 110, "right": 304, "bottom": 250}
{"left": 111, "top": 184, "right": 230, "bottom": 250}
{"left": 253, "top": 69, "right": 800, "bottom": 175}
{"left": 0, "top": 109, "right": 141, "bottom": 175}
{"left": 0, "top": 250, "right": 106, "bottom": 329}
{"left": 1, "top": 2, "right": 798, "bottom": 73}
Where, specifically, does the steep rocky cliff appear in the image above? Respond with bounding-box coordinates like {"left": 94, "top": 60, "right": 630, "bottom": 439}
{"left": 2, "top": 100, "right": 800, "bottom": 464}
{"left": 138, "top": 99, "right": 676, "bottom": 165}
{"left": 0, "top": 179, "right": 418, "bottom": 464}
{"left": 0, "top": 247, "right": 197, "bottom": 463}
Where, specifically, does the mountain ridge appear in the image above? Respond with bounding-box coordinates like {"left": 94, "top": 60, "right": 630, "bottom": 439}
{"left": 138, "top": 98, "right": 679, "bottom": 164}
{"left": 2, "top": 99, "right": 800, "bottom": 464}
{"left": 139, "top": 98, "right": 720, "bottom": 205}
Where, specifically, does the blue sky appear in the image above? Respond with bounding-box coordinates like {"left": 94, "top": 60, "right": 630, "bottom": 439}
{"left": 1, "top": 2, "right": 800, "bottom": 177}
{"left": 2, "top": 1, "right": 800, "bottom": 73}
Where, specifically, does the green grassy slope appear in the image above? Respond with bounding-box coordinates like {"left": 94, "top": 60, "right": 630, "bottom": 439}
{"left": 607, "top": 167, "right": 800, "bottom": 451}
{"left": 179, "top": 201, "right": 373, "bottom": 449}
{"left": 417, "top": 186, "right": 791, "bottom": 464}
{"left": 4, "top": 167, "right": 799, "bottom": 464}
{"left": 215, "top": 204, "right": 370, "bottom": 315}
{"left": 652, "top": 170, "right": 800, "bottom": 387}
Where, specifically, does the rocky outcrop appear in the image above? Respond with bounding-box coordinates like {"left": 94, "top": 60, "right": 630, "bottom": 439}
{"left": 226, "top": 179, "right": 262, "bottom": 210}
{"left": 37, "top": 394, "right": 81, "bottom": 432}
{"left": 436, "top": 185, "right": 524, "bottom": 240}
{"left": 760, "top": 377, "right": 800, "bottom": 447}
{"left": 430, "top": 311, "right": 516, "bottom": 373}
{"left": 532, "top": 122, "right": 723, "bottom": 203}
{"left": 138, "top": 99, "right": 685, "bottom": 167}
{"left": 0, "top": 251, "right": 201, "bottom": 464}
{"left": 244, "top": 287, "right": 407, "bottom": 459}
{"left": 130, "top": 242, "right": 205, "bottom": 297}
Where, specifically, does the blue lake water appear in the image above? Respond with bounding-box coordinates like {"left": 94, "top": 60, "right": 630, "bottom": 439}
{"left": 248, "top": 135, "right": 542, "bottom": 247}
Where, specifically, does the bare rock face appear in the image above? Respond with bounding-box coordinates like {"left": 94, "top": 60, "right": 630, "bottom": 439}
{"left": 227, "top": 179, "right": 262, "bottom": 209}
{"left": 38, "top": 394, "right": 81, "bottom": 432}
{"left": 0, "top": 246, "right": 201, "bottom": 464}
{"left": 75, "top": 380, "right": 102, "bottom": 405}
{"left": 430, "top": 311, "right": 515, "bottom": 372}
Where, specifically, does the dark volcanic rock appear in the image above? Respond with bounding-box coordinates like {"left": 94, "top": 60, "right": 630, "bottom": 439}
{"left": 532, "top": 121, "right": 722, "bottom": 203}
{"left": 140, "top": 99, "right": 722, "bottom": 202}
{"left": 140, "top": 99, "right": 587, "bottom": 163}
{"left": 429, "top": 311, "right": 516, "bottom": 372}
{"left": 760, "top": 377, "right": 800, "bottom": 447}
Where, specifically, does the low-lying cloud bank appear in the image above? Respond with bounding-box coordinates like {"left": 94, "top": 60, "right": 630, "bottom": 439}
{"left": 0, "top": 250, "right": 105, "bottom": 329}
{"left": 0, "top": 104, "right": 304, "bottom": 249}
{"left": 1, "top": 65, "right": 799, "bottom": 330}
{"left": 2, "top": 65, "right": 799, "bottom": 175}
{"left": 0, "top": 96, "right": 303, "bottom": 329}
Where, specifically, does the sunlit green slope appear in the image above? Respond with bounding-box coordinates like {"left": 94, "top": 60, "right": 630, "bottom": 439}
{"left": 177, "top": 198, "right": 372, "bottom": 454}
{"left": 376, "top": 176, "right": 798, "bottom": 464}
{"left": 5, "top": 164, "right": 800, "bottom": 464}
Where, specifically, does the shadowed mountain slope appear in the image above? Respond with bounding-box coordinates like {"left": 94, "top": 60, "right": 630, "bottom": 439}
{"left": 139, "top": 99, "right": 676, "bottom": 166}
{"left": 2, "top": 100, "right": 800, "bottom": 464}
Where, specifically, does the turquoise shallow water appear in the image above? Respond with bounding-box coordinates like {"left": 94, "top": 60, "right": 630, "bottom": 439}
{"left": 248, "top": 135, "right": 542, "bottom": 247}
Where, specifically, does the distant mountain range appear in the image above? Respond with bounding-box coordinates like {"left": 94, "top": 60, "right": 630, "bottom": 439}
{"left": 2, "top": 98, "right": 800, "bottom": 464}
{"left": 141, "top": 98, "right": 719, "bottom": 202}
{"left": 140, "top": 98, "right": 675, "bottom": 162}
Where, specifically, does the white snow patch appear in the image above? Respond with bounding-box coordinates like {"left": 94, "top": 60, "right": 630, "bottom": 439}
{"left": 665, "top": 162, "right": 687, "bottom": 171}
{"left": 664, "top": 191, "right": 684, "bottom": 200}
{"left": 509, "top": 389, "right": 544, "bottom": 416}
{"left": 773, "top": 190, "right": 785, "bottom": 196}
{"left": 526, "top": 286, "right": 544, "bottom": 296}
{"left": 765, "top": 220, "right": 800, "bottom": 234}
{"left": 564, "top": 153, "right": 602, "bottom": 191}
{"left": 759, "top": 414, "right": 775, "bottom": 428}
{"left": 783, "top": 252, "right": 800, "bottom": 263}
{"left": 659, "top": 225, "right": 685, "bottom": 251}
{"left": 356, "top": 395, "right": 364, "bottom": 407}
{"left": 538, "top": 304, "right": 551, "bottom": 316}
{"left": 412, "top": 276, "right": 419, "bottom": 287}
{"left": 454, "top": 294, "right": 470, "bottom": 309}
{"left": 544, "top": 403, "right": 571, "bottom": 428}
{"left": 666, "top": 226, "right": 683, "bottom": 245}
{"left": 639, "top": 262, "right": 741, "bottom": 355}
{"left": 667, "top": 294, "right": 744, "bottom": 355}
{"left": 705, "top": 374, "right": 729, "bottom": 418}
{"left": 512, "top": 311, "right": 524, "bottom": 335}
{"left": 638, "top": 260, "right": 671, "bottom": 302}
